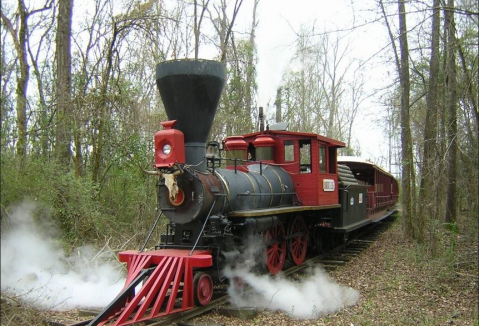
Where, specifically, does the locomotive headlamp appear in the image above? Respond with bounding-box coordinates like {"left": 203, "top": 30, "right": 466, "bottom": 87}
{"left": 162, "top": 144, "right": 172, "bottom": 155}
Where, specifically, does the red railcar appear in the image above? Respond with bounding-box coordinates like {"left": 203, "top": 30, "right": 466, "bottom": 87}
{"left": 337, "top": 157, "right": 399, "bottom": 221}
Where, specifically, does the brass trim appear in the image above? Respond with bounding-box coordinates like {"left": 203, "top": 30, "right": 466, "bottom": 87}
{"left": 214, "top": 171, "right": 230, "bottom": 207}
{"left": 252, "top": 170, "right": 274, "bottom": 207}
{"left": 269, "top": 167, "right": 285, "bottom": 205}
{"left": 242, "top": 171, "right": 258, "bottom": 207}
{"left": 228, "top": 204, "right": 341, "bottom": 217}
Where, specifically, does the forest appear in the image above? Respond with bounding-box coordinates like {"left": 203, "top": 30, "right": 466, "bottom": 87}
{"left": 1, "top": 0, "right": 477, "bottom": 290}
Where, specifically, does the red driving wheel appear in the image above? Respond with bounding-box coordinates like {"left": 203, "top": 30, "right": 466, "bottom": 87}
{"left": 265, "top": 222, "right": 286, "bottom": 275}
{"left": 193, "top": 272, "right": 213, "bottom": 306}
{"left": 288, "top": 215, "right": 308, "bottom": 265}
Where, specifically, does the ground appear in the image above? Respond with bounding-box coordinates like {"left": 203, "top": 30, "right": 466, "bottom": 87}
{"left": 1, "top": 215, "right": 478, "bottom": 326}
{"left": 193, "top": 216, "right": 478, "bottom": 326}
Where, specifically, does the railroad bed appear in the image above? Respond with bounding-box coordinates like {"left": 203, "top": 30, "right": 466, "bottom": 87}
{"left": 45, "top": 214, "right": 397, "bottom": 326}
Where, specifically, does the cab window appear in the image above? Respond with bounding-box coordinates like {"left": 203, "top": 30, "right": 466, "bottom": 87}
{"left": 319, "top": 145, "right": 326, "bottom": 172}
{"left": 284, "top": 140, "right": 294, "bottom": 162}
{"left": 299, "top": 140, "right": 311, "bottom": 173}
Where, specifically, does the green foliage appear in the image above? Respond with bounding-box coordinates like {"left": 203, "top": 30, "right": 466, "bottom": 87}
{"left": 1, "top": 152, "right": 158, "bottom": 249}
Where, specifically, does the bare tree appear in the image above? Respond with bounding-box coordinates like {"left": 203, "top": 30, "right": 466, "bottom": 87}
{"left": 245, "top": 0, "right": 259, "bottom": 127}
{"left": 56, "top": 0, "right": 73, "bottom": 166}
{"left": 319, "top": 35, "right": 351, "bottom": 139}
{"left": 398, "top": 0, "right": 418, "bottom": 239}
{"left": 194, "top": 0, "right": 210, "bottom": 59}
{"left": 26, "top": 7, "right": 55, "bottom": 156}
{"left": 444, "top": 0, "right": 458, "bottom": 223}
{"left": 279, "top": 26, "right": 361, "bottom": 150}
{"left": 209, "top": 0, "right": 244, "bottom": 64}
{"left": 1, "top": 0, "right": 53, "bottom": 170}
{"left": 380, "top": 0, "right": 418, "bottom": 239}
{"left": 418, "top": 0, "right": 440, "bottom": 243}
{"left": 344, "top": 69, "right": 366, "bottom": 151}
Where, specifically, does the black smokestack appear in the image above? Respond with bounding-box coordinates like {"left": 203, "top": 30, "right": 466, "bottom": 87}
{"left": 156, "top": 59, "right": 226, "bottom": 170}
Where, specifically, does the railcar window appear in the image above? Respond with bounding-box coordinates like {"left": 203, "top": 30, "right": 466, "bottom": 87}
{"left": 319, "top": 146, "right": 326, "bottom": 172}
{"left": 299, "top": 140, "right": 311, "bottom": 173}
{"left": 284, "top": 140, "right": 294, "bottom": 162}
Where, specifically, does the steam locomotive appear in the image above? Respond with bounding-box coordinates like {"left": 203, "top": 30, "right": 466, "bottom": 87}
{"left": 89, "top": 59, "right": 398, "bottom": 326}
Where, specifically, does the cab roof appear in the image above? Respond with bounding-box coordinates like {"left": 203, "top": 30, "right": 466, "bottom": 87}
{"left": 242, "top": 130, "right": 345, "bottom": 148}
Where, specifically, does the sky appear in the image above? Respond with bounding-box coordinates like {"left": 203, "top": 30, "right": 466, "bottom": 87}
{"left": 236, "top": 0, "right": 397, "bottom": 169}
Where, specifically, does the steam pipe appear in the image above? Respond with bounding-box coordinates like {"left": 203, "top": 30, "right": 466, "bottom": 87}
{"left": 259, "top": 106, "right": 264, "bottom": 132}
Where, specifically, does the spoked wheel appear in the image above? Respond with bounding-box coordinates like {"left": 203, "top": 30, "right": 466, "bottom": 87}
{"left": 193, "top": 272, "right": 213, "bottom": 306}
{"left": 287, "top": 215, "right": 308, "bottom": 265}
{"left": 265, "top": 222, "right": 286, "bottom": 275}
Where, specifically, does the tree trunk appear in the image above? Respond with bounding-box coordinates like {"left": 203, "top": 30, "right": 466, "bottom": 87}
{"left": 219, "top": 0, "right": 243, "bottom": 64}
{"left": 444, "top": 0, "right": 457, "bottom": 223}
{"left": 193, "top": 0, "right": 209, "bottom": 60}
{"left": 1, "top": 1, "right": 30, "bottom": 170}
{"left": 398, "top": 0, "right": 417, "bottom": 239}
{"left": 418, "top": 0, "right": 440, "bottom": 242}
{"left": 16, "top": 1, "right": 28, "bottom": 171}
{"left": 92, "top": 22, "right": 118, "bottom": 185}
{"left": 275, "top": 87, "right": 282, "bottom": 123}
{"left": 245, "top": 0, "right": 258, "bottom": 131}
{"left": 28, "top": 42, "right": 50, "bottom": 156}
{"left": 73, "top": 113, "right": 84, "bottom": 177}
{"left": 55, "top": 0, "right": 73, "bottom": 166}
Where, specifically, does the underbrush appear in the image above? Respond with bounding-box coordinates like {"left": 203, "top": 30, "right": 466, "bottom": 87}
{"left": 1, "top": 154, "right": 164, "bottom": 251}
{"left": 0, "top": 298, "right": 49, "bottom": 326}
{"left": 409, "top": 212, "right": 478, "bottom": 283}
{"left": 381, "top": 213, "right": 478, "bottom": 325}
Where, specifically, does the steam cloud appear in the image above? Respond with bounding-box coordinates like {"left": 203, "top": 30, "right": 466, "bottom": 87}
{"left": 224, "top": 235, "right": 359, "bottom": 319}
{"left": 1, "top": 202, "right": 125, "bottom": 310}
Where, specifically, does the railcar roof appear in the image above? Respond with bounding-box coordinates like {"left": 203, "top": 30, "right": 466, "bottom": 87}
{"left": 337, "top": 156, "right": 397, "bottom": 180}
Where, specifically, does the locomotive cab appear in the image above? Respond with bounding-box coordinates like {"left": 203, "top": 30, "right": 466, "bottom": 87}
{"left": 242, "top": 130, "right": 344, "bottom": 207}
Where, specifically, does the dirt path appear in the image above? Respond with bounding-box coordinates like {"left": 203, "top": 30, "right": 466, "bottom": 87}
{"left": 195, "top": 217, "right": 478, "bottom": 326}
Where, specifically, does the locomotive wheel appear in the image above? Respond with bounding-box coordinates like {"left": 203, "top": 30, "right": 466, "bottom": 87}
{"left": 193, "top": 272, "right": 213, "bottom": 306}
{"left": 265, "top": 222, "right": 286, "bottom": 275}
{"left": 314, "top": 229, "right": 334, "bottom": 254}
{"left": 287, "top": 215, "right": 308, "bottom": 265}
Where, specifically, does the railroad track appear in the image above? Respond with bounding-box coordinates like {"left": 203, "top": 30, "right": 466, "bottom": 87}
{"left": 50, "top": 214, "right": 397, "bottom": 326}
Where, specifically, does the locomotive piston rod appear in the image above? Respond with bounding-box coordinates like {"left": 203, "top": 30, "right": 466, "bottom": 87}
{"left": 237, "top": 215, "right": 279, "bottom": 233}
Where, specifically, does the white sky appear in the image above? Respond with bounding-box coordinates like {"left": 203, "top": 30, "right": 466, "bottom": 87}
{"left": 237, "top": 0, "right": 396, "bottom": 167}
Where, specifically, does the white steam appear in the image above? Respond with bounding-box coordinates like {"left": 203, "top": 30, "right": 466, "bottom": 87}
{"left": 224, "top": 235, "right": 359, "bottom": 319}
{"left": 1, "top": 202, "right": 125, "bottom": 310}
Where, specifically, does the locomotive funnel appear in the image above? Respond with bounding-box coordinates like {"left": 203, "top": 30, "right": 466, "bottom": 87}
{"left": 156, "top": 59, "right": 225, "bottom": 169}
